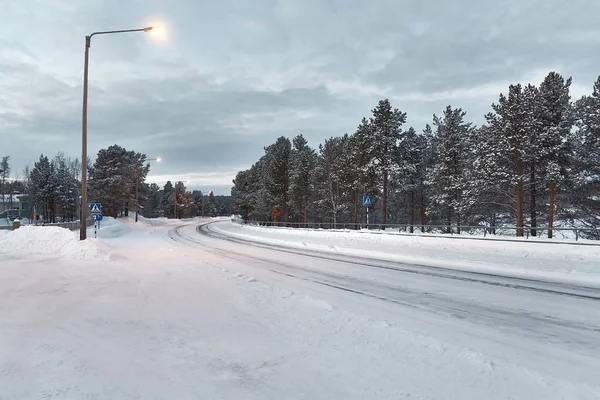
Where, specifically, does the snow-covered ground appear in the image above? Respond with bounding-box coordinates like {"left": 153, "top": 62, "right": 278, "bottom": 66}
{"left": 214, "top": 222, "right": 600, "bottom": 287}
{"left": 1, "top": 218, "right": 599, "bottom": 399}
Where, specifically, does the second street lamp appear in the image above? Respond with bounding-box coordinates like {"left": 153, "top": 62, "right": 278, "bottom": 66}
{"left": 135, "top": 157, "right": 161, "bottom": 222}
{"left": 80, "top": 25, "right": 163, "bottom": 241}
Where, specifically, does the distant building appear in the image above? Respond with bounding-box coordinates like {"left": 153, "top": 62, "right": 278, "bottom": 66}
{"left": 0, "top": 194, "right": 30, "bottom": 219}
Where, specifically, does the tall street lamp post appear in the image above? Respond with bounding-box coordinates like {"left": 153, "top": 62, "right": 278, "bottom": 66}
{"left": 135, "top": 157, "right": 161, "bottom": 222}
{"left": 80, "top": 25, "right": 162, "bottom": 241}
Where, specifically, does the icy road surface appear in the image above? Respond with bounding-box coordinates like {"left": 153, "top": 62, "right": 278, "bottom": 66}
{"left": 1, "top": 218, "right": 599, "bottom": 400}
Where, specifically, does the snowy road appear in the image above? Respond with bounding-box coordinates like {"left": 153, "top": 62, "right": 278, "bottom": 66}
{"left": 181, "top": 222, "right": 600, "bottom": 379}
{"left": 1, "top": 218, "right": 599, "bottom": 399}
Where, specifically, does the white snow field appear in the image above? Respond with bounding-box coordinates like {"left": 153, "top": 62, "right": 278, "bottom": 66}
{"left": 1, "top": 218, "right": 599, "bottom": 399}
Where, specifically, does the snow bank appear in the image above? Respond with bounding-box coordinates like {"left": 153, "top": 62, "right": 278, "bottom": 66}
{"left": 86, "top": 216, "right": 133, "bottom": 240}
{"left": 213, "top": 222, "right": 600, "bottom": 286}
{"left": 241, "top": 222, "right": 594, "bottom": 243}
{"left": 0, "top": 226, "right": 109, "bottom": 261}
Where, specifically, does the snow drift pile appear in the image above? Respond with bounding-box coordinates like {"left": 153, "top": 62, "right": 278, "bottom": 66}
{"left": 0, "top": 226, "right": 108, "bottom": 261}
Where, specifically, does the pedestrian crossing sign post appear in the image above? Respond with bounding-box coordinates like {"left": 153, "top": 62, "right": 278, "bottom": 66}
{"left": 362, "top": 195, "right": 372, "bottom": 227}
{"left": 88, "top": 203, "right": 102, "bottom": 239}
{"left": 89, "top": 203, "right": 102, "bottom": 214}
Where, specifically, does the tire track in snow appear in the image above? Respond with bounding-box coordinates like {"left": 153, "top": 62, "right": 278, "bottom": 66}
{"left": 196, "top": 222, "right": 600, "bottom": 301}
{"left": 190, "top": 223, "right": 600, "bottom": 335}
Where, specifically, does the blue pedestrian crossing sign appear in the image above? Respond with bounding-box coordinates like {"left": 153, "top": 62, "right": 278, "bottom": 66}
{"left": 89, "top": 203, "right": 102, "bottom": 214}
{"left": 362, "top": 195, "right": 372, "bottom": 207}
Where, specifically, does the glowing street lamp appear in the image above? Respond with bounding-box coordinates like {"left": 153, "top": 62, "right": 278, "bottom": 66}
{"left": 80, "top": 25, "right": 163, "bottom": 240}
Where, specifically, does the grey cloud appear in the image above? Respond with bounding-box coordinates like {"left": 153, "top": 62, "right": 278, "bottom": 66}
{"left": 1, "top": 59, "right": 362, "bottom": 183}
{"left": 2, "top": 0, "right": 600, "bottom": 189}
{"left": 364, "top": 1, "right": 600, "bottom": 94}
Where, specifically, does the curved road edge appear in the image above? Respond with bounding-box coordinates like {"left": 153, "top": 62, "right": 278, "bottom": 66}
{"left": 193, "top": 221, "right": 600, "bottom": 301}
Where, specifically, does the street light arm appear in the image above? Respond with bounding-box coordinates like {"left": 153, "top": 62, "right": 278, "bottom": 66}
{"left": 90, "top": 27, "right": 154, "bottom": 38}
{"left": 87, "top": 27, "right": 156, "bottom": 47}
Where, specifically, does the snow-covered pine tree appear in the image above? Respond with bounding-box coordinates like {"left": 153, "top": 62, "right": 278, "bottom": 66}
{"left": 478, "top": 84, "right": 530, "bottom": 235}
{"left": 314, "top": 136, "right": 353, "bottom": 227}
{"left": 427, "top": 106, "right": 473, "bottom": 233}
{"left": 570, "top": 76, "right": 600, "bottom": 238}
{"left": 348, "top": 118, "right": 379, "bottom": 227}
{"left": 29, "top": 155, "right": 58, "bottom": 222}
{"left": 469, "top": 124, "right": 512, "bottom": 232}
{"left": 288, "top": 134, "right": 317, "bottom": 223}
{"left": 393, "top": 127, "right": 429, "bottom": 232}
{"left": 537, "top": 72, "right": 574, "bottom": 238}
{"left": 419, "top": 124, "right": 438, "bottom": 231}
{"left": 89, "top": 145, "right": 147, "bottom": 218}
{"left": 521, "top": 83, "right": 544, "bottom": 237}
{"left": 53, "top": 152, "right": 79, "bottom": 221}
{"left": 368, "top": 99, "right": 407, "bottom": 229}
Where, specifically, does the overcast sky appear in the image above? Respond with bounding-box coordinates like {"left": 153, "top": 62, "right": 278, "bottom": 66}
{"left": 1, "top": 0, "right": 599, "bottom": 195}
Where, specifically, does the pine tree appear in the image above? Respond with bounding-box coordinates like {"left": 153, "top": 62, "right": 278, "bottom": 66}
{"left": 29, "top": 155, "right": 57, "bottom": 222}
{"left": 481, "top": 84, "right": 530, "bottom": 235}
{"left": 393, "top": 127, "right": 429, "bottom": 232}
{"left": 368, "top": 99, "right": 407, "bottom": 228}
{"left": 469, "top": 125, "right": 509, "bottom": 232}
{"left": 171, "top": 182, "right": 183, "bottom": 219}
{"left": 570, "top": 76, "right": 600, "bottom": 238}
{"left": 232, "top": 170, "right": 252, "bottom": 219}
{"left": 213, "top": 195, "right": 233, "bottom": 216}
{"left": 427, "top": 106, "right": 473, "bottom": 233}
{"left": 170, "top": 181, "right": 195, "bottom": 218}
{"left": 162, "top": 181, "right": 173, "bottom": 217}
{"left": 232, "top": 160, "right": 268, "bottom": 221}
{"left": 190, "top": 190, "right": 204, "bottom": 216}
{"left": 522, "top": 83, "right": 543, "bottom": 237}
{"left": 89, "top": 145, "right": 147, "bottom": 218}
{"left": 53, "top": 153, "right": 79, "bottom": 221}
{"left": 141, "top": 183, "right": 162, "bottom": 218}
{"left": 289, "top": 134, "right": 317, "bottom": 223}
{"left": 348, "top": 119, "right": 379, "bottom": 227}
{"left": 314, "top": 136, "right": 353, "bottom": 226}
{"left": 537, "top": 72, "right": 574, "bottom": 238}
{"left": 263, "top": 137, "right": 292, "bottom": 222}
{"left": 418, "top": 124, "right": 437, "bottom": 231}
{"left": 207, "top": 190, "right": 217, "bottom": 217}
